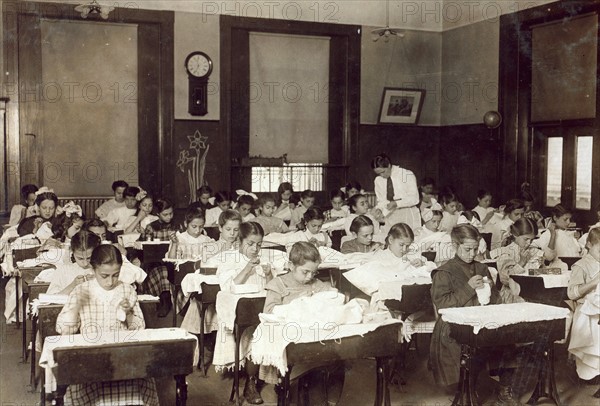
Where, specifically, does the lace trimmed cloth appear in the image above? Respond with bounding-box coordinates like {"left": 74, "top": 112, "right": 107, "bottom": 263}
{"left": 251, "top": 291, "right": 401, "bottom": 375}
{"left": 439, "top": 303, "right": 570, "bottom": 334}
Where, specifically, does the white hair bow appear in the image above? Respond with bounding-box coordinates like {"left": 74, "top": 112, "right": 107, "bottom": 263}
{"left": 208, "top": 197, "right": 216, "bottom": 205}
{"left": 236, "top": 189, "right": 258, "bottom": 200}
{"left": 35, "top": 186, "right": 55, "bottom": 196}
{"left": 57, "top": 201, "right": 82, "bottom": 218}
{"left": 136, "top": 187, "right": 147, "bottom": 201}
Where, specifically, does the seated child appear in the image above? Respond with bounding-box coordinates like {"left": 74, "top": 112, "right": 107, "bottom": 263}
{"left": 485, "top": 199, "right": 525, "bottom": 250}
{"left": 520, "top": 183, "right": 544, "bottom": 229}
{"left": 472, "top": 189, "right": 496, "bottom": 226}
{"left": 293, "top": 207, "right": 332, "bottom": 248}
{"left": 202, "top": 209, "right": 242, "bottom": 263}
{"left": 262, "top": 241, "right": 344, "bottom": 405}
{"left": 325, "top": 190, "right": 349, "bottom": 220}
{"left": 141, "top": 198, "right": 176, "bottom": 241}
{"left": 341, "top": 181, "right": 363, "bottom": 199}
{"left": 205, "top": 191, "right": 233, "bottom": 227}
{"left": 188, "top": 185, "right": 214, "bottom": 213}
{"left": 38, "top": 202, "right": 85, "bottom": 249}
{"left": 537, "top": 204, "right": 582, "bottom": 266}
{"left": 17, "top": 190, "right": 59, "bottom": 237}
{"left": 273, "top": 182, "right": 294, "bottom": 222}
{"left": 373, "top": 223, "right": 424, "bottom": 267}
{"left": 289, "top": 189, "right": 315, "bottom": 230}
{"left": 568, "top": 228, "right": 600, "bottom": 381}
{"left": 341, "top": 215, "right": 383, "bottom": 254}
{"left": 168, "top": 205, "right": 215, "bottom": 259}
{"left": 214, "top": 222, "right": 273, "bottom": 404}
{"left": 235, "top": 191, "right": 257, "bottom": 222}
{"left": 430, "top": 224, "right": 525, "bottom": 404}
{"left": 8, "top": 184, "right": 38, "bottom": 227}
{"left": 55, "top": 245, "right": 159, "bottom": 405}
{"left": 490, "top": 218, "right": 543, "bottom": 303}
{"left": 344, "top": 194, "right": 382, "bottom": 238}
{"left": 95, "top": 180, "right": 128, "bottom": 221}
{"left": 123, "top": 191, "right": 158, "bottom": 235}
{"left": 104, "top": 186, "right": 139, "bottom": 231}
{"left": 438, "top": 191, "right": 460, "bottom": 233}
{"left": 253, "top": 195, "right": 289, "bottom": 235}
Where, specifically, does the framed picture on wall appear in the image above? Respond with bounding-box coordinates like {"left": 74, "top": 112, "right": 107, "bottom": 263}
{"left": 377, "top": 88, "right": 425, "bottom": 125}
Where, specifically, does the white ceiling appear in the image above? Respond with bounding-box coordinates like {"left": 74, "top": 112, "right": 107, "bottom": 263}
{"left": 29, "top": 0, "right": 558, "bottom": 31}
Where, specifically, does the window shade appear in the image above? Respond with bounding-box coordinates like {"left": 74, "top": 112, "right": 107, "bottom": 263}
{"left": 249, "top": 32, "right": 330, "bottom": 163}
{"left": 531, "top": 14, "right": 597, "bottom": 122}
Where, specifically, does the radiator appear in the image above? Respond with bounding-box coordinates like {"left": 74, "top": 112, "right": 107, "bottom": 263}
{"left": 58, "top": 197, "right": 111, "bottom": 219}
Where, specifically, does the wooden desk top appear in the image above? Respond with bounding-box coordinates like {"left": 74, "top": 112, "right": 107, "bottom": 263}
{"left": 44, "top": 329, "right": 196, "bottom": 385}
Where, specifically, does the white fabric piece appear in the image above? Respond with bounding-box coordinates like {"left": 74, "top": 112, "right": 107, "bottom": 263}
{"left": 251, "top": 318, "right": 401, "bottom": 376}
{"left": 439, "top": 303, "right": 570, "bottom": 334}
{"left": 344, "top": 261, "right": 433, "bottom": 296}
{"left": 180, "top": 274, "right": 219, "bottom": 296}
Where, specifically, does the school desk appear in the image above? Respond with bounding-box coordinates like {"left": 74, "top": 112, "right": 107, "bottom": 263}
{"left": 40, "top": 328, "right": 196, "bottom": 406}
{"left": 441, "top": 303, "right": 569, "bottom": 406}
{"left": 19, "top": 267, "right": 47, "bottom": 358}
{"left": 276, "top": 322, "right": 402, "bottom": 406}
{"left": 511, "top": 273, "right": 570, "bottom": 306}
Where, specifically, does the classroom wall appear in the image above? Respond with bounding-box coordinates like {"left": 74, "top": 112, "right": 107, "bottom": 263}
{"left": 440, "top": 19, "right": 500, "bottom": 126}
{"left": 360, "top": 28, "right": 442, "bottom": 126}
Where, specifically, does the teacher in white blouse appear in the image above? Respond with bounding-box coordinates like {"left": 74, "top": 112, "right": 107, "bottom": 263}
{"left": 371, "top": 153, "right": 421, "bottom": 232}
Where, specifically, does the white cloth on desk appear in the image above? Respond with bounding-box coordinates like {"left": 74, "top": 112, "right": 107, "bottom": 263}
{"left": 251, "top": 317, "right": 401, "bottom": 376}
{"left": 375, "top": 278, "right": 432, "bottom": 302}
{"left": 318, "top": 246, "right": 375, "bottom": 270}
{"left": 439, "top": 303, "right": 570, "bottom": 334}
{"left": 39, "top": 328, "right": 197, "bottom": 393}
{"left": 180, "top": 273, "right": 220, "bottom": 296}
{"left": 344, "top": 259, "right": 433, "bottom": 296}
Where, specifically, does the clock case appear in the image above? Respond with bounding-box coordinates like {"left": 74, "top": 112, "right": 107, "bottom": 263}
{"left": 185, "top": 52, "right": 212, "bottom": 116}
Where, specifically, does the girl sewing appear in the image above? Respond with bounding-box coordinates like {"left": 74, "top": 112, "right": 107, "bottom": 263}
{"left": 17, "top": 189, "right": 59, "bottom": 237}
{"left": 537, "top": 204, "right": 582, "bottom": 266}
{"left": 253, "top": 195, "right": 289, "bottom": 235}
{"left": 568, "top": 228, "right": 600, "bottom": 383}
{"left": 55, "top": 244, "right": 159, "bottom": 405}
{"left": 213, "top": 222, "right": 273, "bottom": 404}
{"left": 273, "top": 182, "right": 294, "bottom": 222}
{"left": 490, "top": 218, "right": 544, "bottom": 303}
{"left": 293, "top": 207, "right": 332, "bottom": 248}
{"left": 341, "top": 215, "right": 383, "bottom": 254}
{"left": 167, "top": 206, "right": 214, "bottom": 260}
{"left": 123, "top": 190, "right": 158, "bottom": 235}
{"left": 262, "top": 241, "right": 344, "bottom": 405}
{"left": 205, "top": 191, "right": 233, "bottom": 227}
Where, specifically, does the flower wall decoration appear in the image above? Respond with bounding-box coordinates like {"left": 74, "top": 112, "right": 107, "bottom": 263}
{"left": 177, "top": 130, "right": 210, "bottom": 203}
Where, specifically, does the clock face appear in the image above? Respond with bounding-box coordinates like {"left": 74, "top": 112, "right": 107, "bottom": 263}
{"left": 185, "top": 52, "right": 212, "bottom": 78}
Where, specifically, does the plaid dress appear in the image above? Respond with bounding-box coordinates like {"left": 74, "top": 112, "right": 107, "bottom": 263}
{"left": 56, "top": 279, "right": 159, "bottom": 406}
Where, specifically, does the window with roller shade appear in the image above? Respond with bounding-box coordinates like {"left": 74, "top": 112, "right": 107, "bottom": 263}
{"left": 248, "top": 32, "right": 329, "bottom": 192}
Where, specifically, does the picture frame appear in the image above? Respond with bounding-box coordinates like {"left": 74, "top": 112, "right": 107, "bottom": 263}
{"left": 377, "top": 87, "right": 426, "bottom": 125}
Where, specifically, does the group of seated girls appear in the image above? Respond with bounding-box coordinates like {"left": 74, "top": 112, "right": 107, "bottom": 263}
{"left": 3, "top": 178, "right": 599, "bottom": 406}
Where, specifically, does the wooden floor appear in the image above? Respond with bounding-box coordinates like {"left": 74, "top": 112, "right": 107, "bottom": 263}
{"left": 0, "top": 280, "right": 596, "bottom": 406}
